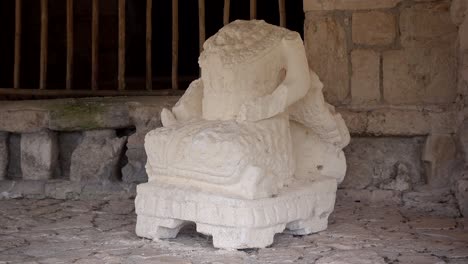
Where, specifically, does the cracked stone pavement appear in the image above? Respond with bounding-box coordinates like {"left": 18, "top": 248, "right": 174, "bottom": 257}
{"left": 0, "top": 198, "right": 467, "bottom": 264}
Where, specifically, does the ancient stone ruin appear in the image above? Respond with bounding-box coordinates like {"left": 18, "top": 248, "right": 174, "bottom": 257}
{"left": 135, "top": 20, "right": 350, "bottom": 249}
{"left": 0, "top": 0, "right": 467, "bottom": 262}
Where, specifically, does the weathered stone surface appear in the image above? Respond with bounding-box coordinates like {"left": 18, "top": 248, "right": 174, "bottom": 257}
{"left": 337, "top": 189, "right": 402, "bottom": 204}
{"left": 316, "top": 250, "right": 385, "bottom": 264}
{"left": 451, "top": 0, "right": 467, "bottom": 25}
{"left": 0, "top": 132, "right": 8, "bottom": 180}
{"left": 0, "top": 198, "right": 466, "bottom": 263}
{"left": 402, "top": 186, "right": 461, "bottom": 217}
{"left": 0, "top": 110, "right": 49, "bottom": 133}
{"left": 0, "top": 96, "right": 180, "bottom": 133}
{"left": 459, "top": 119, "right": 468, "bottom": 164}
{"left": 305, "top": 12, "right": 349, "bottom": 104}
{"left": 70, "top": 130, "right": 126, "bottom": 183}
{"left": 379, "top": 162, "right": 412, "bottom": 191}
{"left": 455, "top": 179, "right": 468, "bottom": 217}
{"left": 400, "top": 1, "right": 457, "bottom": 47}
{"left": 20, "top": 130, "right": 58, "bottom": 180}
{"left": 7, "top": 133, "right": 21, "bottom": 179}
{"left": 341, "top": 137, "right": 424, "bottom": 189}
{"left": 304, "top": 0, "right": 403, "bottom": 11}
{"left": 352, "top": 11, "right": 396, "bottom": 46}
{"left": 338, "top": 107, "right": 456, "bottom": 136}
{"left": 450, "top": 0, "right": 468, "bottom": 25}
{"left": 58, "top": 132, "right": 83, "bottom": 179}
{"left": 383, "top": 47, "right": 457, "bottom": 104}
{"left": 0, "top": 180, "right": 46, "bottom": 199}
{"left": 422, "top": 134, "right": 457, "bottom": 188}
{"left": 122, "top": 104, "right": 168, "bottom": 184}
{"left": 351, "top": 50, "right": 380, "bottom": 105}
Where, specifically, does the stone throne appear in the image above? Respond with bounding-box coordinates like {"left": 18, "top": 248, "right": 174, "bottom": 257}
{"left": 135, "top": 20, "right": 350, "bottom": 249}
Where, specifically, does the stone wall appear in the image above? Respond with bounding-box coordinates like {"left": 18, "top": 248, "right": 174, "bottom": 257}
{"left": 304, "top": 0, "right": 465, "bottom": 216}
{"left": 0, "top": 97, "right": 178, "bottom": 199}
{"left": 0, "top": 1, "right": 466, "bottom": 217}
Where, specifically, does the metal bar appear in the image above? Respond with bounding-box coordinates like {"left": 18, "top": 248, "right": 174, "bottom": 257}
{"left": 66, "top": 0, "right": 73, "bottom": 90}
{"left": 39, "top": 0, "right": 48, "bottom": 90}
{"left": 14, "top": 0, "right": 22, "bottom": 89}
{"left": 91, "top": 0, "right": 99, "bottom": 90}
{"left": 171, "top": 0, "right": 178, "bottom": 90}
{"left": 223, "top": 0, "right": 230, "bottom": 25}
{"left": 146, "top": 0, "right": 152, "bottom": 91}
{"left": 0, "top": 88, "right": 184, "bottom": 97}
{"left": 118, "top": 0, "right": 126, "bottom": 91}
{"left": 250, "top": 0, "right": 257, "bottom": 20}
{"left": 278, "top": 0, "right": 286, "bottom": 27}
{"left": 198, "top": 0, "right": 205, "bottom": 53}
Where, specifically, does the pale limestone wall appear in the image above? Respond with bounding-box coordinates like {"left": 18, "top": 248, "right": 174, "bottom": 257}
{"left": 304, "top": 0, "right": 467, "bottom": 216}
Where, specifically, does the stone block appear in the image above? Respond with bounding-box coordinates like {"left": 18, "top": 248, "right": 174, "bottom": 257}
{"left": 0, "top": 132, "right": 8, "bottom": 180}
{"left": 341, "top": 137, "right": 424, "bottom": 189}
{"left": 305, "top": 12, "right": 349, "bottom": 104}
{"left": 70, "top": 130, "right": 126, "bottom": 183}
{"left": 20, "top": 131, "right": 58, "bottom": 180}
{"left": 422, "top": 134, "right": 457, "bottom": 188}
{"left": 351, "top": 50, "right": 381, "bottom": 105}
{"left": 304, "top": 0, "right": 403, "bottom": 11}
{"left": 0, "top": 110, "right": 49, "bottom": 133}
{"left": 400, "top": 1, "right": 457, "bottom": 47}
{"left": 383, "top": 47, "right": 457, "bottom": 104}
{"left": 352, "top": 11, "right": 396, "bottom": 45}
{"left": 367, "top": 109, "right": 431, "bottom": 135}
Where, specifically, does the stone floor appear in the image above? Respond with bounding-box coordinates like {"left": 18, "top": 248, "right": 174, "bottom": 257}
{"left": 0, "top": 199, "right": 467, "bottom": 264}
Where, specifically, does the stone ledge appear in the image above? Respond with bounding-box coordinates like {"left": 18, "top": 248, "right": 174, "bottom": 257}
{"left": 304, "top": 0, "right": 403, "bottom": 11}
{"left": 338, "top": 105, "right": 457, "bottom": 135}
{"left": 0, "top": 96, "right": 180, "bottom": 133}
{"left": 0, "top": 180, "right": 136, "bottom": 200}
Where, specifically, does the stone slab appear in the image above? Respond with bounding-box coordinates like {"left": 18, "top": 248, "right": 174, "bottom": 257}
{"left": 135, "top": 177, "right": 337, "bottom": 249}
{"left": 304, "top": 0, "right": 403, "bottom": 11}
{"left": 0, "top": 96, "right": 180, "bottom": 133}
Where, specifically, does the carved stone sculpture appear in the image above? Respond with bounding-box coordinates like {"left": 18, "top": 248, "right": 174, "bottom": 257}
{"left": 135, "top": 20, "right": 350, "bottom": 249}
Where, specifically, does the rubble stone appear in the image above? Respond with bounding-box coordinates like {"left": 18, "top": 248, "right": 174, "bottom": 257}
{"left": 20, "top": 130, "right": 58, "bottom": 180}
{"left": 69, "top": 130, "right": 126, "bottom": 183}
{"left": 341, "top": 137, "right": 424, "bottom": 189}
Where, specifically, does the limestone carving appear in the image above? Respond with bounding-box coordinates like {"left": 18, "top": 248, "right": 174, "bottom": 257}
{"left": 135, "top": 20, "right": 350, "bottom": 249}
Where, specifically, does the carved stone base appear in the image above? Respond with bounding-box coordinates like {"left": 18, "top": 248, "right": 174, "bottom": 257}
{"left": 135, "top": 177, "right": 337, "bottom": 249}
